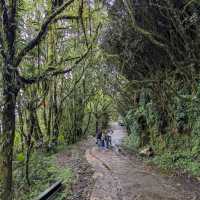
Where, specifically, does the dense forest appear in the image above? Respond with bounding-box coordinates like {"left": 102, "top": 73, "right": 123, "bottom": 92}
{"left": 0, "top": 0, "right": 200, "bottom": 199}
{"left": 104, "top": 0, "right": 200, "bottom": 175}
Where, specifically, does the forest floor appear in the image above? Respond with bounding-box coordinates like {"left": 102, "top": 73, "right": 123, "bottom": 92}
{"left": 57, "top": 122, "right": 200, "bottom": 200}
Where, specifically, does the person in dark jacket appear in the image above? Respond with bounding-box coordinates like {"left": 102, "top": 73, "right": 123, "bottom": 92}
{"left": 96, "top": 129, "right": 102, "bottom": 147}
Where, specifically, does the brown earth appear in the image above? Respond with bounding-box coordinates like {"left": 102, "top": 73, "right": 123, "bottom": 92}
{"left": 57, "top": 122, "right": 200, "bottom": 200}
{"left": 56, "top": 137, "right": 95, "bottom": 200}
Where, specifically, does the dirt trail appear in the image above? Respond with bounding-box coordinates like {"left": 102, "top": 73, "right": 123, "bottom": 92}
{"left": 85, "top": 122, "right": 200, "bottom": 200}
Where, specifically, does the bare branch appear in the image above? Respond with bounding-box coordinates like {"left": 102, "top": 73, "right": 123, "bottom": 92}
{"left": 79, "top": 0, "right": 89, "bottom": 47}
{"left": 14, "top": 0, "right": 75, "bottom": 67}
{"left": 0, "top": 0, "right": 9, "bottom": 36}
{"left": 19, "top": 67, "right": 73, "bottom": 85}
{"left": 18, "top": 21, "right": 101, "bottom": 86}
{"left": 53, "top": 15, "right": 79, "bottom": 23}
{"left": 123, "top": 0, "right": 166, "bottom": 49}
{"left": 0, "top": 32, "right": 5, "bottom": 59}
{"left": 18, "top": 45, "right": 92, "bottom": 85}
{"left": 10, "top": 0, "right": 17, "bottom": 20}
{"left": 123, "top": 0, "right": 178, "bottom": 66}
{"left": 183, "top": 0, "right": 198, "bottom": 12}
{"left": 60, "top": 64, "right": 86, "bottom": 104}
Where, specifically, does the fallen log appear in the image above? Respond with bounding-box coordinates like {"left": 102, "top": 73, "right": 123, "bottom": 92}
{"left": 35, "top": 181, "right": 62, "bottom": 200}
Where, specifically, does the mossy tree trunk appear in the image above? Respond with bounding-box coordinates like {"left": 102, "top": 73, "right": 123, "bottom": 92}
{"left": 0, "top": 1, "right": 76, "bottom": 199}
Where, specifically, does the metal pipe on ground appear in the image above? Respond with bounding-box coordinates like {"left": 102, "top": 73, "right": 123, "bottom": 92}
{"left": 35, "top": 181, "right": 62, "bottom": 200}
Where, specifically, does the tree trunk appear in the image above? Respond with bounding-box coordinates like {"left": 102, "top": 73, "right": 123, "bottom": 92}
{"left": 35, "top": 111, "right": 43, "bottom": 147}
{"left": 52, "top": 81, "right": 59, "bottom": 146}
{"left": 95, "top": 117, "right": 99, "bottom": 135}
{"left": 25, "top": 143, "right": 33, "bottom": 186}
{"left": 25, "top": 106, "right": 35, "bottom": 186}
{"left": 17, "top": 102, "right": 25, "bottom": 152}
{"left": 0, "top": 66, "right": 17, "bottom": 200}
{"left": 83, "top": 112, "right": 92, "bottom": 135}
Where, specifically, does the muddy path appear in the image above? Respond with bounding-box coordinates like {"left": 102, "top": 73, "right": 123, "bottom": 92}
{"left": 85, "top": 122, "right": 200, "bottom": 200}
{"left": 56, "top": 138, "right": 95, "bottom": 200}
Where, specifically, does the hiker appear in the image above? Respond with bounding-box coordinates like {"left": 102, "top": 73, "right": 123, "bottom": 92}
{"left": 104, "top": 128, "right": 112, "bottom": 148}
{"left": 104, "top": 134, "right": 109, "bottom": 148}
{"left": 101, "top": 129, "right": 107, "bottom": 149}
{"left": 96, "top": 128, "right": 102, "bottom": 148}
{"left": 102, "top": 129, "right": 109, "bottom": 149}
{"left": 107, "top": 128, "right": 113, "bottom": 146}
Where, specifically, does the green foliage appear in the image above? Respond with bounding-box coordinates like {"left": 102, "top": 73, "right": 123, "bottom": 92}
{"left": 122, "top": 89, "right": 200, "bottom": 177}
{"left": 124, "top": 110, "right": 140, "bottom": 148}
{"left": 14, "top": 132, "right": 22, "bottom": 153}
{"left": 123, "top": 134, "right": 140, "bottom": 151}
{"left": 14, "top": 152, "right": 73, "bottom": 200}
{"left": 0, "top": 0, "right": 114, "bottom": 199}
{"left": 58, "top": 134, "right": 65, "bottom": 144}
{"left": 123, "top": 101, "right": 156, "bottom": 148}
{"left": 152, "top": 150, "right": 200, "bottom": 176}
{"left": 16, "top": 153, "right": 25, "bottom": 163}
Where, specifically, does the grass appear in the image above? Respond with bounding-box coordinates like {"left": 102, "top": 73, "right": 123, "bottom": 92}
{"left": 13, "top": 149, "right": 73, "bottom": 200}
{"left": 123, "top": 133, "right": 200, "bottom": 178}
{"left": 150, "top": 151, "right": 200, "bottom": 177}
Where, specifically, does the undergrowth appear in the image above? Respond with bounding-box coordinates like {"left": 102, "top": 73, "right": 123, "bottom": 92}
{"left": 150, "top": 134, "right": 200, "bottom": 177}
{"left": 124, "top": 132, "right": 200, "bottom": 177}
{"left": 13, "top": 150, "right": 73, "bottom": 200}
{"left": 122, "top": 97, "right": 200, "bottom": 178}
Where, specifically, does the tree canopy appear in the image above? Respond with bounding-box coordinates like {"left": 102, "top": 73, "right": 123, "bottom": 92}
{"left": 1, "top": 0, "right": 200, "bottom": 199}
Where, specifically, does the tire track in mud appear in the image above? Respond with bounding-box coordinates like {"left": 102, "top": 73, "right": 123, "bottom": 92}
{"left": 88, "top": 149, "right": 112, "bottom": 171}
{"left": 86, "top": 148, "right": 125, "bottom": 200}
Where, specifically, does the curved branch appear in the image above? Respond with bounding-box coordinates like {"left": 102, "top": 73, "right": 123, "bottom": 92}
{"left": 19, "top": 45, "right": 92, "bottom": 85}
{"left": 123, "top": 0, "right": 177, "bottom": 65}
{"left": 79, "top": 0, "right": 89, "bottom": 47}
{"left": 0, "top": 0, "right": 9, "bottom": 38}
{"left": 53, "top": 15, "right": 79, "bottom": 23}
{"left": 0, "top": 33, "right": 5, "bottom": 59}
{"left": 14, "top": 0, "right": 75, "bottom": 67}
{"left": 18, "top": 21, "right": 101, "bottom": 86}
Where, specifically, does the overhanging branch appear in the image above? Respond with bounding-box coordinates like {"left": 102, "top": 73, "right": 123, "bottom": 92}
{"left": 0, "top": 0, "right": 9, "bottom": 38}
{"left": 19, "top": 45, "right": 92, "bottom": 85}
{"left": 18, "top": 21, "right": 101, "bottom": 86}
{"left": 53, "top": 15, "right": 79, "bottom": 23}
{"left": 14, "top": 0, "right": 75, "bottom": 67}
